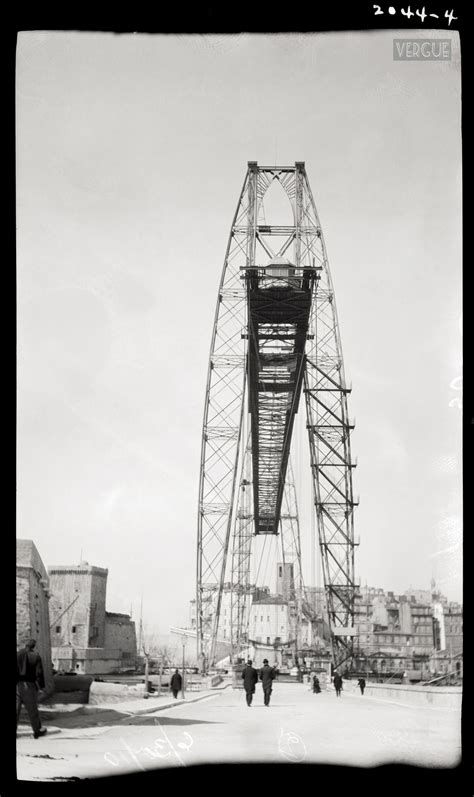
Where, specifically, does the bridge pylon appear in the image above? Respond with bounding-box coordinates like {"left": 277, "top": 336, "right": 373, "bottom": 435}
{"left": 197, "top": 162, "right": 357, "bottom": 673}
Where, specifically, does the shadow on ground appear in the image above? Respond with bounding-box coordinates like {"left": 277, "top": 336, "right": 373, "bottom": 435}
{"left": 119, "top": 716, "right": 222, "bottom": 727}
{"left": 21, "top": 708, "right": 223, "bottom": 731}
{"left": 214, "top": 703, "right": 296, "bottom": 708}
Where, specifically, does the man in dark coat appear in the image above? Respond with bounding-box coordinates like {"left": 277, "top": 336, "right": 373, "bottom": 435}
{"left": 259, "top": 659, "right": 276, "bottom": 706}
{"left": 312, "top": 675, "right": 321, "bottom": 694}
{"left": 333, "top": 672, "right": 343, "bottom": 697}
{"left": 17, "top": 639, "right": 47, "bottom": 738}
{"left": 357, "top": 677, "right": 366, "bottom": 695}
{"left": 241, "top": 659, "right": 258, "bottom": 706}
{"left": 170, "top": 669, "right": 183, "bottom": 699}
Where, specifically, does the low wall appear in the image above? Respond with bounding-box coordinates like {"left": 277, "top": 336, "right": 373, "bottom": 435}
{"left": 47, "top": 691, "right": 89, "bottom": 705}
{"left": 207, "top": 674, "right": 223, "bottom": 688}
{"left": 53, "top": 675, "right": 93, "bottom": 692}
{"left": 231, "top": 664, "right": 245, "bottom": 689}
{"left": 348, "top": 680, "right": 462, "bottom": 709}
{"left": 88, "top": 681, "right": 146, "bottom": 705}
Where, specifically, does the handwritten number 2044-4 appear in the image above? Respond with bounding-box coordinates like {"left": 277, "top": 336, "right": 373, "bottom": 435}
{"left": 373, "top": 6, "right": 457, "bottom": 25}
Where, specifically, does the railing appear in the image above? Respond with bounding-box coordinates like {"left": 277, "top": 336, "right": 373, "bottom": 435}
{"left": 422, "top": 668, "right": 462, "bottom": 686}
{"left": 384, "top": 668, "right": 406, "bottom": 684}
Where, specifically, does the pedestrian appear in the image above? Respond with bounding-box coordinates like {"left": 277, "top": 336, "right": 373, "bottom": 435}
{"left": 357, "top": 677, "right": 366, "bottom": 695}
{"left": 259, "top": 658, "right": 276, "bottom": 706}
{"left": 333, "top": 672, "right": 343, "bottom": 697}
{"left": 241, "top": 659, "right": 258, "bottom": 706}
{"left": 312, "top": 675, "right": 321, "bottom": 694}
{"left": 170, "top": 669, "right": 182, "bottom": 699}
{"left": 17, "top": 639, "right": 47, "bottom": 739}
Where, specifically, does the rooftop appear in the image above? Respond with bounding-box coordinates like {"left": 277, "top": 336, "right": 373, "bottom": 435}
{"left": 48, "top": 563, "right": 108, "bottom": 577}
{"left": 253, "top": 596, "right": 288, "bottom": 606}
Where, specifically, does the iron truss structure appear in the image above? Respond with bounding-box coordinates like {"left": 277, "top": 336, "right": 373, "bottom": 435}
{"left": 196, "top": 162, "right": 358, "bottom": 673}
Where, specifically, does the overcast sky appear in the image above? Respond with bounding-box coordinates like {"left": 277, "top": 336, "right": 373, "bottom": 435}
{"left": 16, "top": 31, "right": 462, "bottom": 635}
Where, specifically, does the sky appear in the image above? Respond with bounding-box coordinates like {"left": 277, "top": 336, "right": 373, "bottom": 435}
{"left": 16, "top": 30, "right": 462, "bottom": 638}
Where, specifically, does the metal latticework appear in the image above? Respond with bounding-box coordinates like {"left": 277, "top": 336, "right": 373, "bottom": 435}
{"left": 197, "top": 162, "right": 357, "bottom": 672}
{"left": 299, "top": 168, "right": 358, "bottom": 671}
{"left": 230, "top": 437, "right": 253, "bottom": 661}
{"left": 246, "top": 260, "right": 315, "bottom": 533}
{"left": 196, "top": 171, "right": 251, "bottom": 671}
{"left": 279, "top": 458, "right": 304, "bottom": 657}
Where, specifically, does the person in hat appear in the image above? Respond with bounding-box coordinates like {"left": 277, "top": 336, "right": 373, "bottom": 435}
{"left": 259, "top": 658, "right": 276, "bottom": 706}
{"left": 333, "top": 672, "right": 343, "bottom": 697}
{"left": 170, "top": 669, "right": 183, "bottom": 699}
{"left": 17, "top": 639, "right": 47, "bottom": 739}
{"left": 241, "top": 659, "right": 258, "bottom": 706}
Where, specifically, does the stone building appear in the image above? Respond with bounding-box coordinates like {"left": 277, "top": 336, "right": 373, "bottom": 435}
{"left": 16, "top": 540, "right": 54, "bottom": 694}
{"left": 48, "top": 561, "right": 136, "bottom": 674}
{"left": 276, "top": 562, "right": 295, "bottom": 601}
{"left": 48, "top": 562, "right": 108, "bottom": 651}
{"left": 353, "top": 585, "right": 463, "bottom": 678}
{"left": 104, "top": 612, "right": 137, "bottom": 667}
{"left": 249, "top": 595, "right": 290, "bottom": 646}
{"left": 443, "top": 601, "right": 463, "bottom": 654}
{"left": 189, "top": 583, "right": 271, "bottom": 641}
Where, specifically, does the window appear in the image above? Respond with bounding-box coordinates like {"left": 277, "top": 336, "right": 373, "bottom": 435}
{"left": 267, "top": 616, "right": 270, "bottom": 622}
{"left": 72, "top": 626, "right": 77, "bottom": 633}
{"left": 55, "top": 626, "right": 61, "bottom": 634}
{"left": 260, "top": 616, "right": 263, "bottom": 622}
{"left": 279, "top": 566, "right": 282, "bottom": 577}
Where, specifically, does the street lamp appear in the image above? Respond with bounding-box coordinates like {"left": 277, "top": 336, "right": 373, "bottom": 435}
{"left": 157, "top": 655, "right": 163, "bottom": 697}
{"left": 182, "top": 634, "right": 187, "bottom": 699}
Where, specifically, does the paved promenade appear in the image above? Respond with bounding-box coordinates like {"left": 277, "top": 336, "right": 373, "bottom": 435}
{"left": 16, "top": 683, "right": 461, "bottom": 780}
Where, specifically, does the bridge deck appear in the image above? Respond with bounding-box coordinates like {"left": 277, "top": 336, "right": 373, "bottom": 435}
{"left": 246, "top": 268, "right": 316, "bottom": 534}
{"left": 16, "top": 683, "right": 462, "bottom": 778}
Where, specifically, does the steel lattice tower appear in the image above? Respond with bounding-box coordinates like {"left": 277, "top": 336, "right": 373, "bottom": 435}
{"left": 196, "top": 162, "right": 357, "bottom": 673}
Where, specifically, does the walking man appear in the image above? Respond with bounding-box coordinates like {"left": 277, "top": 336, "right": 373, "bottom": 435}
{"left": 170, "top": 669, "right": 182, "bottom": 699}
{"left": 357, "top": 677, "right": 366, "bottom": 695}
{"left": 241, "top": 659, "right": 258, "bottom": 706}
{"left": 333, "top": 672, "right": 343, "bottom": 697}
{"left": 17, "top": 639, "right": 47, "bottom": 739}
{"left": 259, "top": 658, "right": 276, "bottom": 706}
